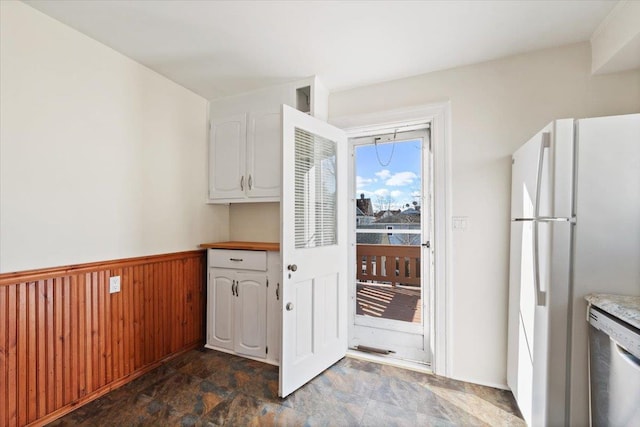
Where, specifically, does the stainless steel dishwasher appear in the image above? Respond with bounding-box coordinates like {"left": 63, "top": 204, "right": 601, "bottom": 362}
{"left": 588, "top": 305, "right": 640, "bottom": 427}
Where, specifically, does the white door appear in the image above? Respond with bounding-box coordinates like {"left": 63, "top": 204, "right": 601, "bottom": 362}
{"left": 234, "top": 272, "right": 267, "bottom": 358}
{"left": 207, "top": 269, "right": 235, "bottom": 350}
{"left": 279, "top": 105, "right": 348, "bottom": 398}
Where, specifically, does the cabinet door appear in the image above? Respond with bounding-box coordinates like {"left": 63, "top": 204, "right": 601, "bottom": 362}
{"left": 209, "top": 114, "right": 247, "bottom": 200}
{"left": 234, "top": 272, "right": 267, "bottom": 358}
{"left": 207, "top": 269, "right": 235, "bottom": 350}
{"left": 246, "top": 110, "right": 281, "bottom": 198}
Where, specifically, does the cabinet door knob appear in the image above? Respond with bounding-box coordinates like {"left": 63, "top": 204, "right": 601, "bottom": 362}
{"left": 286, "top": 302, "right": 294, "bottom": 311}
{"left": 240, "top": 175, "right": 244, "bottom": 191}
{"left": 248, "top": 174, "right": 252, "bottom": 190}
{"left": 287, "top": 264, "right": 297, "bottom": 272}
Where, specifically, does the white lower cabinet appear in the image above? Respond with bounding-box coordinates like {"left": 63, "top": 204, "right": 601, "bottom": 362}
{"left": 206, "top": 249, "right": 281, "bottom": 365}
{"left": 208, "top": 269, "right": 267, "bottom": 358}
{"left": 207, "top": 269, "right": 235, "bottom": 351}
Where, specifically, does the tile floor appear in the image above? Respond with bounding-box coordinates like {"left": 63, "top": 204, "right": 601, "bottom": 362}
{"left": 49, "top": 348, "right": 524, "bottom": 426}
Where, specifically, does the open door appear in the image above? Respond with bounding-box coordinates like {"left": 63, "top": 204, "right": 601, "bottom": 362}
{"left": 279, "top": 105, "right": 348, "bottom": 397}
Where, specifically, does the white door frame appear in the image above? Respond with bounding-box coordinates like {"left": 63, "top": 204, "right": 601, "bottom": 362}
{"left": 331, "top": 102, "right": 452, "bottom": 377}
{"left": 350, "top": 129, "right": 431, "bottom": 364}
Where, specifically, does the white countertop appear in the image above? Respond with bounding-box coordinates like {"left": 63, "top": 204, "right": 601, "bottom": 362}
{"left": 585, "top": 293, "right": 640, "bottom": 329}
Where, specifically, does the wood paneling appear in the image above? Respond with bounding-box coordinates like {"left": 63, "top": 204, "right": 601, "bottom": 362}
{"left": 0, "top": 250, "right": 206, "bottom": 427}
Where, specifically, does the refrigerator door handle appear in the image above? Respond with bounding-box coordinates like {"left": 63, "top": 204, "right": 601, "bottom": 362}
{"left": 533, "top": 132, "right": 550, "bottom": 307}
{"left": 533, "top": 220, "right": 546, "bottom": 306}
{"left": 534, "top": 132, "right": 550, "bottom": 217}
{"left": 536, "top": 216, "right": 576, "bottom": 223}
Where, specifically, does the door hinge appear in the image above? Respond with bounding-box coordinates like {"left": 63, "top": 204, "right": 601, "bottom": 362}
{"left": 422, "top": 241, "right": 430, "bottom": 248}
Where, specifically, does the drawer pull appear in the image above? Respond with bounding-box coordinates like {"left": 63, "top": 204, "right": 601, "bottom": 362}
{"left": 229, "top": 258, "right": 243, "bottom": 262}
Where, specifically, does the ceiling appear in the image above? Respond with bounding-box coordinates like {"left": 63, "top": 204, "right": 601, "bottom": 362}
{"left": 24, "top": 0, "right": 617, "bottom": 100}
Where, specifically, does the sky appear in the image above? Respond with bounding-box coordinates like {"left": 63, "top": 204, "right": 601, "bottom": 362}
{"left": 355, "top": 138, "right": 422, "bottom": 212}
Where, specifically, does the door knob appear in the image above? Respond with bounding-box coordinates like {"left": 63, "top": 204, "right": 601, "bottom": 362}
{"left": 287, "top": 264, "right": 297, "bottom": 272}
{"left": 286, "top": 303, "right": 294, "bottom": 311}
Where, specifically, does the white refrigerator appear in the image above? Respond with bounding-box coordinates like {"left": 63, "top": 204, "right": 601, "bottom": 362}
{"left": 507, "top": 113, "right": 640, "bottom": 427}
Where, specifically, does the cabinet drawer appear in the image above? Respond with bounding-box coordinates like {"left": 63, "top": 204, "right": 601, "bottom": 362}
{"left": 208, "top": 249, "right": 267, "bottom": 271}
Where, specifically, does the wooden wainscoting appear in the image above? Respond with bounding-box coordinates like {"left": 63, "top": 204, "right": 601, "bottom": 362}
{"left": 0, "top": 250, "right": 206, "bottom": 427}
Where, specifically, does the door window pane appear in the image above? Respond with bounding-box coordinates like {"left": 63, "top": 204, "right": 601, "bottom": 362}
{"left": 294, "top": 127, "right": 337, "bottom": 248}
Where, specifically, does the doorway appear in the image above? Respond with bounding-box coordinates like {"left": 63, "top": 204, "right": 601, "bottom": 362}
{"left": 349, "top": 127, "right": 433, "bottom": 365}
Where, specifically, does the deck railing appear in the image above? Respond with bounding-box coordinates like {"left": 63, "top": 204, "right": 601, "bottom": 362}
{"left": 357, "top": 244, "right": 421, "bottom": 287}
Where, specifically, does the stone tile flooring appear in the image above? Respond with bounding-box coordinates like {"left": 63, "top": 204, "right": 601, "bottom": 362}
{"left": 49, "top": 349, "right": 524, "bottom": 426}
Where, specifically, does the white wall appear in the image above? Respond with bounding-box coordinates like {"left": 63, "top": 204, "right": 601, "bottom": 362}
{"left": 590, "top": 0, "right": 640, "bottom": 74}
{"left": 229, "top": 203, "right": 280, "bottom": 242}
{"left": 0, "top": 1, "right": 229, "bottom": 273}
{"left": 330, "top": 42, "right": 640, "bottom": 387}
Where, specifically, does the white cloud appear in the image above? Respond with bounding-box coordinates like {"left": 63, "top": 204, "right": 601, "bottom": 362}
{"left": 386, "top": 171, "right": 418, "bottom": 186}
{"left": 375, "top": 169, "right": 391, "bottom": 180}
{"left": 390, "top": 190, "right": 403, "bottom": 199}
{"left": 373, "top": 188, "right": 389, "bottom": 198}
{"left": 411, "top": 190, "right": 421, "bottom": 198}
{"left": 356, "top": 176, "right": 373, "bottom": 189}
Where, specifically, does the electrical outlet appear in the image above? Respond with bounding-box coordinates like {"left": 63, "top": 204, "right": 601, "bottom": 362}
{"left": 109, "top": 276, "right": 121, "bottom": 294}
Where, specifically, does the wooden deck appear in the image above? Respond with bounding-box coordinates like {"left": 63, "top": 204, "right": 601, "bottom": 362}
{"left": 356, "top": 283, "right": 422, "bottom": 323}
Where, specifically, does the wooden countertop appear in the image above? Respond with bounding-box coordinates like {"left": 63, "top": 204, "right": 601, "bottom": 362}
{"left": 199, "top": 241, "right": 280, "bottom": 252}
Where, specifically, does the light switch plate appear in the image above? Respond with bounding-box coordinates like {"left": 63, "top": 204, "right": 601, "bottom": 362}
{"left": 452, "top": 216, "right": 469, "bottom": 231}
{"left": 109, "top": 276, "right": 121, "bottom": 294}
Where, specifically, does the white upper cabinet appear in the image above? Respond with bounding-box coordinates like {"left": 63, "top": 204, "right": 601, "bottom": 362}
{"left": 209, "top": 114, "right": 246, "bottom": 200}
{"left": 207, "top": 77, "right": 328, "bottom": 203}
{"left": 246, "top": 109, "right": 281, "bottom": 198}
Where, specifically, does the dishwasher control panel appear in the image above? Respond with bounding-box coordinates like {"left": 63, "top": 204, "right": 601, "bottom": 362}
{"left": 589, "top": 305, "right": 640, "bottom": 359}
